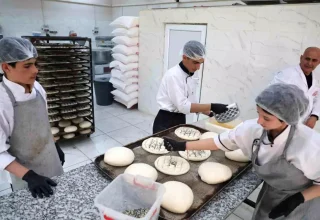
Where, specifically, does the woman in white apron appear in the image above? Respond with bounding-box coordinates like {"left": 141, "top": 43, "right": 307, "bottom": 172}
{"left": 163, "top": 83, "right": 320, "bottom": 219}
{"left": 0, "top": 37, "right": 64, "bottom": 198}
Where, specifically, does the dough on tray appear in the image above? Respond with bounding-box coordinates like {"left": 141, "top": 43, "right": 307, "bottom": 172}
{"left": 79, "top": 121, "right": 92, "bottom": 129}
{"left": 225, "top": 149, "right": 250, "bottom": 162}
{"left": 174, "top": 127, "right": 201, "bottom": 140}
{"left": 154, "top": 156, "right": 190, "bottom": 176}
{"left": 51, "top": 127, "right": 59, "bottom": 135}
{"left": 63, "top": 133, "right": 75, "bottom": 139}
{"left": 58, "top": 120, "right": 71, "bottom": 128}
{"left": 178, "top": 150, "right": 211, "bottom": 161}
{"left": 141, "top": 137, "right": 168, "bottom": 154}
{"left": 104, "top": 147, "right": 134, "bottom": 167}
{"left": 198, "top": 162, "right": 232, "bottom": 184}
{"left": 64, "top": 125, "right": 78, "bottom": 133}
{"left": 124, "top": 163, "right": 158, "bottom": 181}
{"left": 72, "top": 118, "right": 84, "bottom": 124}
{"left": 199, "top": 132, "right": 218, "bottom": 140}
{"left": 161, "top": 181, "right": 194, "bottom": 214}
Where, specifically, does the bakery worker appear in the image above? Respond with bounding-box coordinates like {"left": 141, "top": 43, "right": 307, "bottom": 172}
{"left": 153, "top": 41, "right": 228, "bottom": 134}
{"left": 270, "top": 47, "right": 320, "bottom": 129}
{"left": 163, "top": 83, "right": 320, "bottom": 219}
{"left": 0, "top": 37, "right": 64, "bottom": 198}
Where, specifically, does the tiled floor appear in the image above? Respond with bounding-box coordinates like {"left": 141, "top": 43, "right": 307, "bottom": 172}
{"left": 0, "top": 102, "right": 260, "bottom": 219}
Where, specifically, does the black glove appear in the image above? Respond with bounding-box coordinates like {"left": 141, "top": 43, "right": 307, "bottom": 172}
{"left": 208, "top": 112, "right": 214, "bottom": 117}
{"left": 22, "top": 170, "right": 57, "bottom": 198}
{"left": 210, "top": 103, "right": 228, "bottom": 114}
{"left": 269, "top": 192, "right": 304, "bottom": 219}
{"left": 55, "top": 142, "right": 65, "bottom": 166}
{"left": 163, "top": 137, "right": 186, "bottom": 151}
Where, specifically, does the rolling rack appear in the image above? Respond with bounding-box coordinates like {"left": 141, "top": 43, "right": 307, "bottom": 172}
{"left": 22, "top": 36, "right": 95, "bottom": 141}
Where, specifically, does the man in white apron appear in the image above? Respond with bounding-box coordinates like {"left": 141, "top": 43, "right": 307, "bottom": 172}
{"left": 0, "top": 37, "right": 64, "bottom": 198}
{"left": 163, "top": 83, "right": 320, "bottom": 219}
{"left": 270, "top": 47, "right": 320, "bottom": 129}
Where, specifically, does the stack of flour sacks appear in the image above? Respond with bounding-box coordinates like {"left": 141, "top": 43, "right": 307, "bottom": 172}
{"left": 109, "top": 16, "right": 139, "bottom": 109}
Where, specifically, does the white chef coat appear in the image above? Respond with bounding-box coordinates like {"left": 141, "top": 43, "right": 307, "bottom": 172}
{"left": 214, "top": 119, "right": 320, "bottom": 185}
{"left": 156, "top": 64, "right": 198, "bottom": 114}
{"left": 0, "top": 76, "right": 47, "bottom": 170}
{"left": 270, "top": 65, "right": 320, "bottom": 121}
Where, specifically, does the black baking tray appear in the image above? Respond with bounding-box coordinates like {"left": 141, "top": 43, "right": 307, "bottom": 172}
{"left": 94, "top": 124, "right": 252, "bottom": 220}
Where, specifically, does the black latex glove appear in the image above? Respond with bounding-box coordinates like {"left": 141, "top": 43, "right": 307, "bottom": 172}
{"left": 269, "top": 192, "right": 304, "bottom": 219}
{"left": 163, "top": 137, "right": 186, "bottom": 151}
{"left": 55, "top": 142, "right": 65, "bottom": 166}
{"left": 208, "top": 112, "right": 214, "bottom": 117}
{"left": 22, "top": 170, "right": 57, "bottom": 198}
{"left": 210, "top": 103, "right": 228, "bottom": 114}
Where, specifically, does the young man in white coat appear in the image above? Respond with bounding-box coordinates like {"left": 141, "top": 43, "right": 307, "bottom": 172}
{"left": 153, "top": 41, "right": 229, "bottom": 134}
{"left": 163, "top": 83, "right": 320, "bottom": 220}
{"left": 0, "top": 37, "right": 64, "bottom": 198}
{"left": 270, "top": 47, "right": 320, "bottom": 129}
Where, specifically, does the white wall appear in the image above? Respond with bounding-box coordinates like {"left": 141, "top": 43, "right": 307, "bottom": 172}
{"left": 0, "top": 0, "right": 113, "bottom": 47}
{"left": 137, "top": 4, "right": 320, "bottom": 130}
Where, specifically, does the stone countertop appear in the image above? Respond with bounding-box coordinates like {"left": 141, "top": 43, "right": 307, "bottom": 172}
{"left": 0, "top": 119, "right": 263, "bottom": 220}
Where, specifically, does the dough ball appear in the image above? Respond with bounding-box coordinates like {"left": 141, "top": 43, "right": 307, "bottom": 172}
{"left": 63, "top": 133, "right": 75, "bottom": 139}
{"left": 161, "top": 181, "right": 194, "bottom": 214}
{"left": 54, "top": 136, "right": 60, "bottom": 141}
{"left": 104, "top": 147, "right": 134, "bottom": 167}
{"left": 225, "top": 149, "right": 250, "bottom": 162}
{"left": 200, "top": 132, "right": 218, "bottom": 140}
{"left": 64, "top": 125, "right": 78, "bottom": 133}
{"left": 124, "top": 163, "right": 158, "bottom": 181}
{"left": 79, "top": 129, "right": 92, "bottom": 134}
{"left": 198, "top": 162, "right": 232, "bottom": 184}
{"left": 72, "top": 118, "right": 84, "bottom": 124}
{"left": 59, "top": 120, "right": 71, "bottom": 128}
{"left": 51, "top": 127, "right": 59, "bottom": 135}
{"left": 79, "top": 121, "right": 92, "bottom": 129}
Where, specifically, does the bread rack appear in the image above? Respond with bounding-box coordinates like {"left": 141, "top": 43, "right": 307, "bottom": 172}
{"left": 22, "top": 36, "right": 95, "bottom": 141}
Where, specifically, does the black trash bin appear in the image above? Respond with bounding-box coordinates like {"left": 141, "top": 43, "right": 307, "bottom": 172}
{"left": 94, "top": 75, "right": 114, "bottom": 106}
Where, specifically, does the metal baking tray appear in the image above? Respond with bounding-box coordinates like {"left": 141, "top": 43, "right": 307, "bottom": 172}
{"left": 94, "top": 124, "right": 252, "bottom": 220}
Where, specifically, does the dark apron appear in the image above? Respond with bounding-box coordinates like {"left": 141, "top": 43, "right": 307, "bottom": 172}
{"left": 252, "top": 126, "right": 320, "bottom": 219}
{"left": 152, "top": 109, "right": 186, "bottom": 134}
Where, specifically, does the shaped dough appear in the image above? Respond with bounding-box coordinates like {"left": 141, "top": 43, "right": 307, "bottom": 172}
{"left": 200, "top": 131, "right": 218, "bottom": 140}
{"left": 154, "top": 156, "right": 190, "bottom": 176}
{"left": 174, "top": 127, "right": 200, "bottom": 140}
{"left": 142, "top": 137, "right": 168, "bottom": 154}
{"left": 225, "top": 149, "right": 250, "bottom": 162}
{"left": 178, "top": 150, "right": 211, "bottom": 161}
{"left": 198, "top": 162, "right": 232, "bottom": 184}
{"left": 104, "top": 147, "right": 134, "bottom": 167}
{"left": 124, "top": 163, "right": 158, "bottom": 181}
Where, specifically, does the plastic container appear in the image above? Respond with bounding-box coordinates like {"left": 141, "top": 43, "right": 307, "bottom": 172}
{"left": 94, "top": 75, "right": 114, "bottom": 106}
{"left": 94, "top": 174, "right": 165, "bottom": 220}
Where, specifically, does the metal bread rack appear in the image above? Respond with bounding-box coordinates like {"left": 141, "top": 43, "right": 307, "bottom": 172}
{"left": 22, "top": 36, "right": 95, "bottom": 141}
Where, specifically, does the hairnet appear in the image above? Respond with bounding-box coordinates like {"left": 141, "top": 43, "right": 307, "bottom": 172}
{"left": 255, "top": 83, "right": 309, "bottom": 125}
{"left": 0, "top": 37, "right": 38, "bottom": 63}
{"left": 182, "top": 40, "right": 206, "bottom": 60}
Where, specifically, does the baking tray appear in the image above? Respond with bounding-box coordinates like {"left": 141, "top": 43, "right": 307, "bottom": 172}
{"left": 94, "top": 124, "right": 252, "bottom": 220}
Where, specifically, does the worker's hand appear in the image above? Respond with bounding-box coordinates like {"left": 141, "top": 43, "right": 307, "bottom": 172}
{"left": 269, "top": 192, "right": 304, "bottom": 219}
{"left": 22, "top": 170, "right": 57, "bottom": 198}
{"left": 55, "top": 142, "right": 65, "bottom": 166}
{"left": 163, "top": 137, "right": 186, "bottom": 151}
{"left": 210, "top": 103, "right": 228, "bottom": 114}
{"left": 305, "top": 116, "right": 318, "bottom": 129}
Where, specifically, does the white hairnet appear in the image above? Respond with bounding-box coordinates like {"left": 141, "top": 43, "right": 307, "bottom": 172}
{"left": 255, "top": 83, "right": 309, "bottom": 125}
{"left": 0, "top": 37, "right": 38, "bottom": 63}
{"left": 182, "top": 40, "right": 206, "bottom": 60}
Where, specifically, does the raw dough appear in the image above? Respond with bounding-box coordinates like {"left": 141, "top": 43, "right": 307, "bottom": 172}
{"left": 51, "top": 127, "right": 59, "bottom": 135}
{"left": 225, "top": 149, "right": 250, "bottom": 162}
{"left": 178, "top": 150, "right": 211, "bottom": 161}
{"left": 174, "top": 127, "right": 201, "bottom": 140}
{"left": 154, "top": 156, "right": 190, "bottom": 176}
{"left": 161, "top": 181, "right": 194, "bottom": 214}
{"left": 78, "top": 111, "right": 91, "bottom": 117}
{"left": 79, "top": 121, "right": 92, "bottom": 129}
{"left": 200, "top": 132, "right": 218, "bottom": 140}
{"left": 54, "top": 136, "right": 60, "bottom": 141}
{"left": 79, "top": 129, "right": 91, "bottom": 134}
{"left": 58, "top": 120, "right": 71, "bottom": 127}
{"left": 49, "top": 116, "right": 61, "bottom": 123}
{"left": 141, "top": 137, "right": 168, "bottom": 155}
{"left": 63, "top": 133, "right": 75, "bottom": 139}
{"left": 104, "top": 147, "right": 135, "bottom": 167}
{"left": 72, "top": 118, "right": 84, "bottom": 124}
{"left": 124, "top": 163, "right": 158, "bottom": 181}
{"left": 198, "top": 162, "right": 232, "bottom": 184}
{"left": 64, "top": 125, "right": 78, "bottom": 133}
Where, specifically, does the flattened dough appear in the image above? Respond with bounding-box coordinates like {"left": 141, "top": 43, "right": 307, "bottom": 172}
{"left": 225, "top": 149, "right": 250, "bottom": 162}
{"left": 142, "top": 137, "right": 168, "bottom": 154}
{"left": 124, "top": 163, "right": 158, "bottom": 181}
{"left": 104, "top": 147, "right": 134, "bottom": 167}
{"left": 200, "top": 131, "right": 218, "bottom": 140}
{"left": 198, "top": 162, "right": 232, "bottom": 184}
{"left": 154, "top": 156, "right": 190, "bottom": 176}
{"left": 174, "top": 127, "right": 201, "bottom": 140}
{"left": 178, "top": 150, "right": 211, "bottom": 161}
{"left": 161, "top": 181, "right": 194, "bottom": 214}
